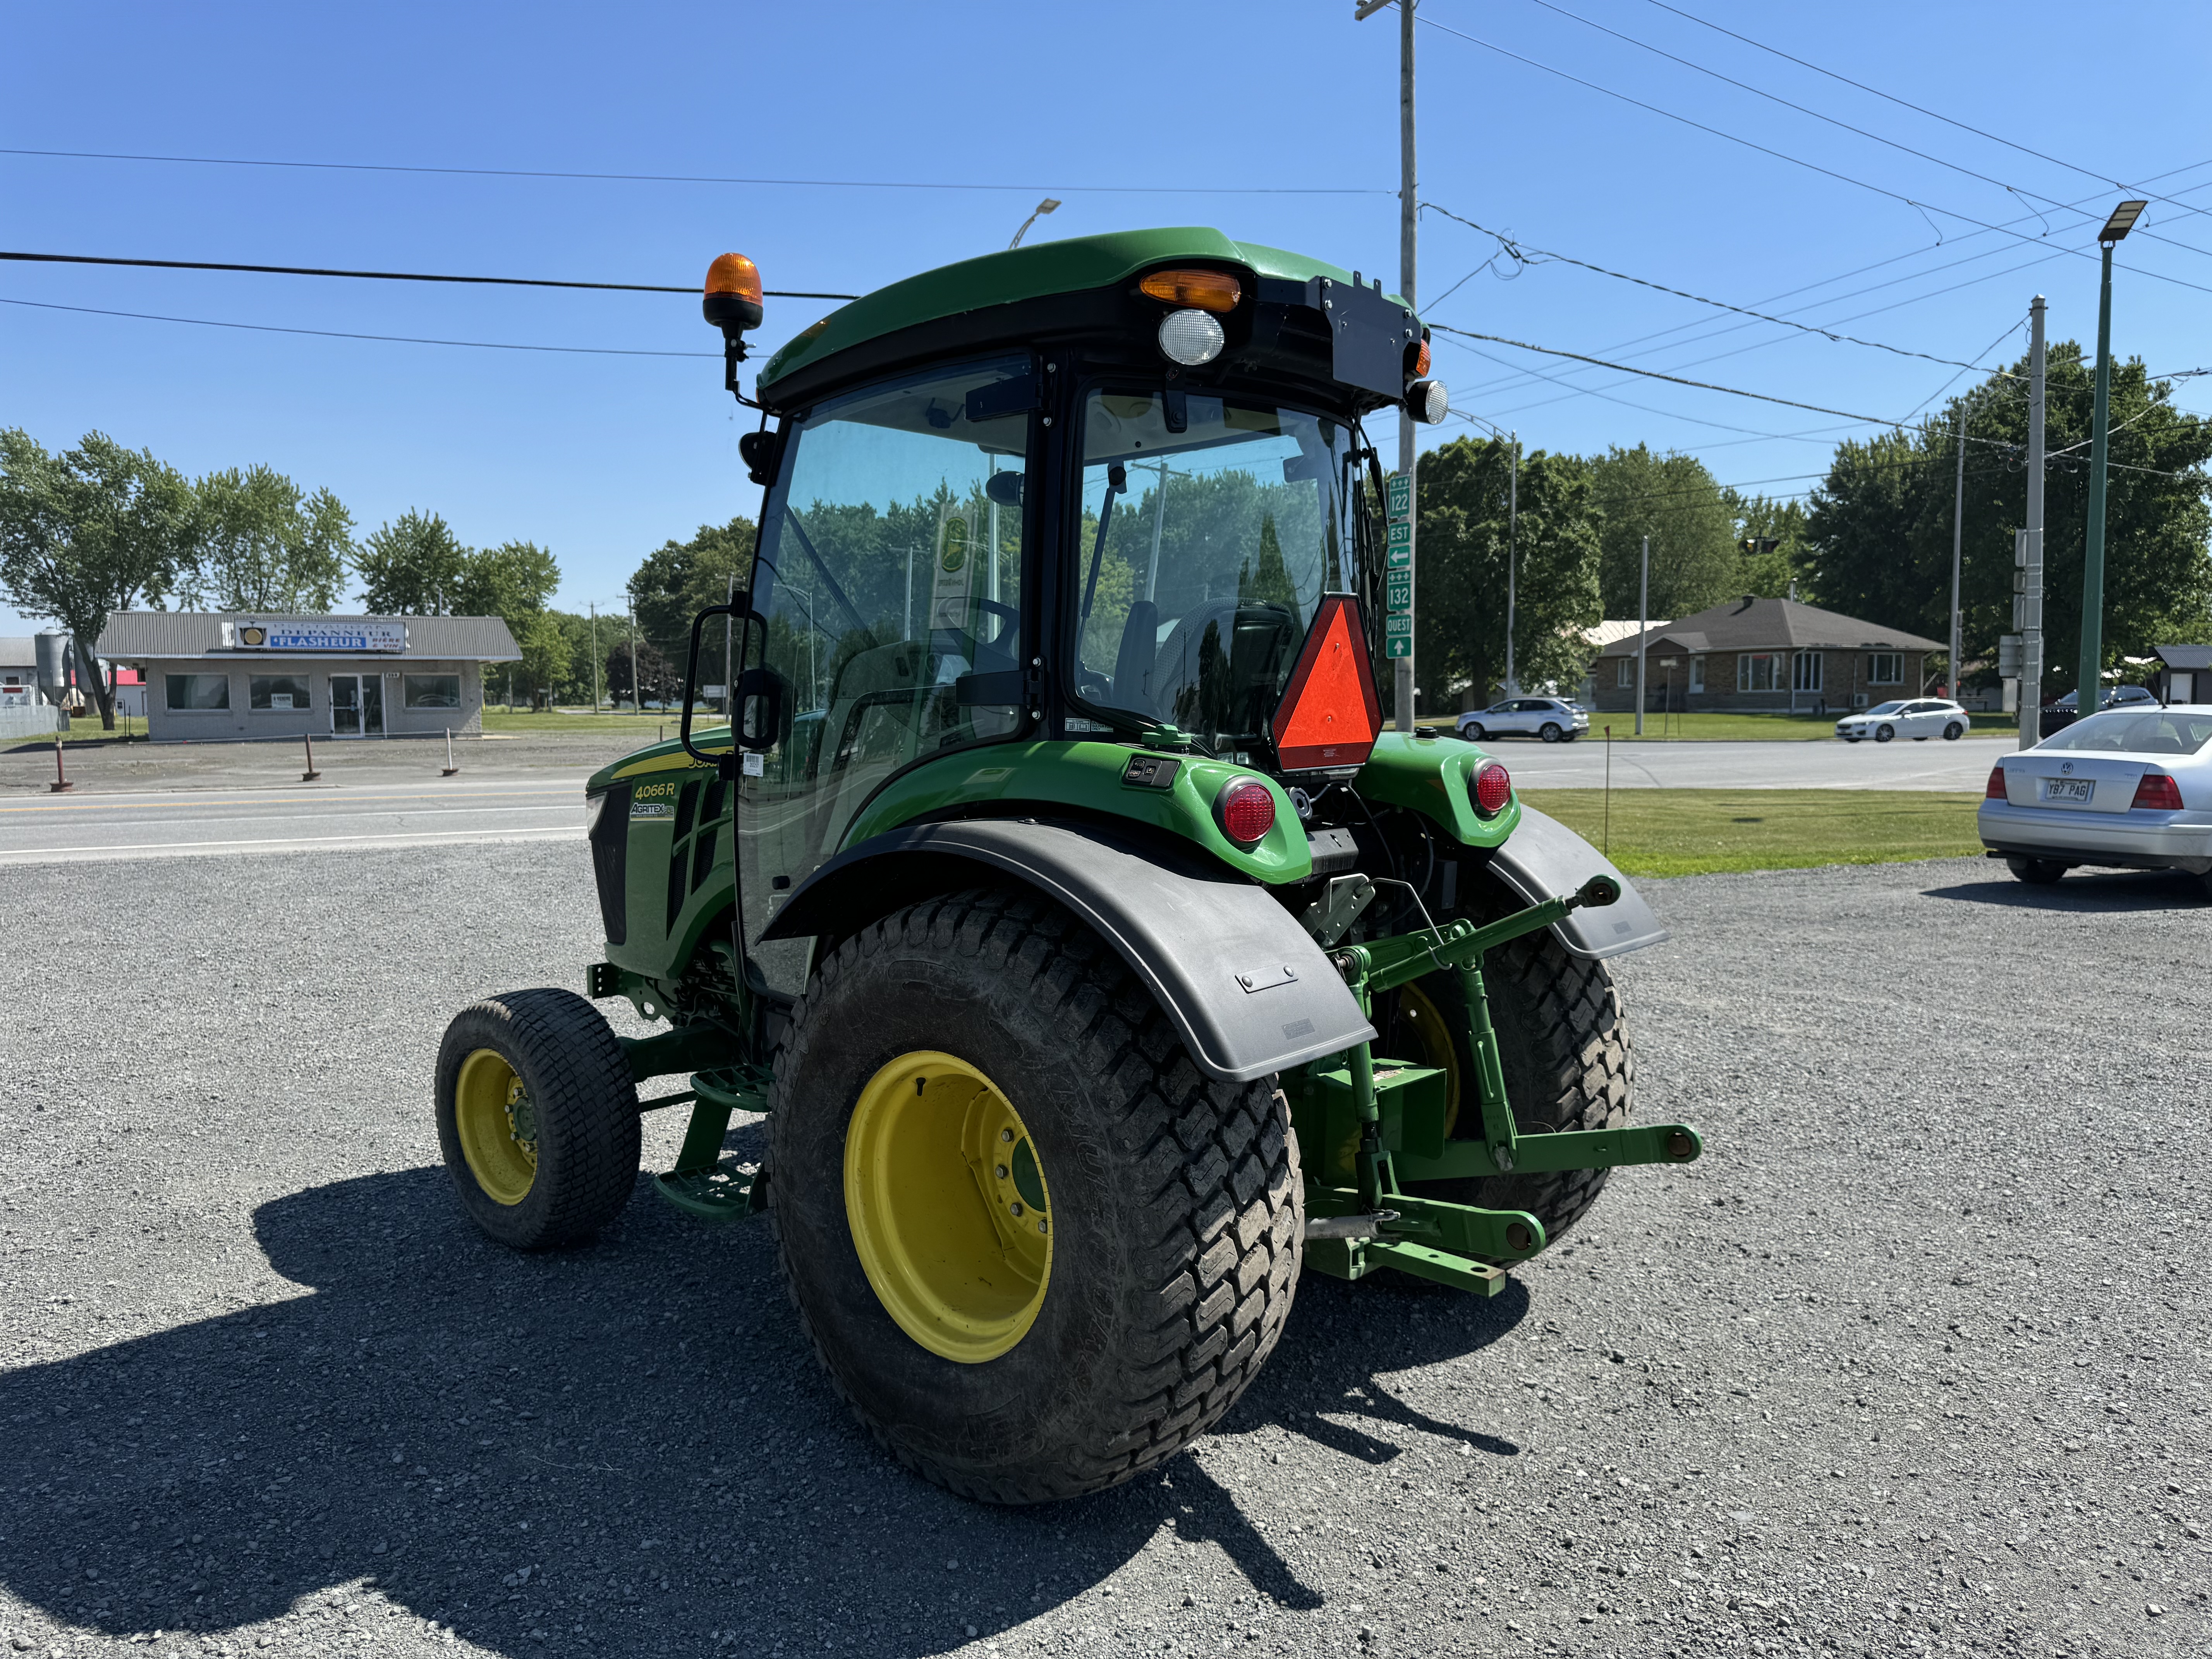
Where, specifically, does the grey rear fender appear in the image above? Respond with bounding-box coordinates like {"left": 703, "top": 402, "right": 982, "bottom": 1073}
{"left": 761, "top": 817, "right": 1376, "bottom": 1084}
{"left": 1479, "top": 805, "right": 1669, "bottom": 959}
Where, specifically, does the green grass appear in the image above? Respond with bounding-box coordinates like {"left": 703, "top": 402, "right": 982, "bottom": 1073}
{"left": 1420, "top": 709, "right": 2016, "bottom": 742}
{"left": 1520, "top": 787, "right": 1986, "bottom": 878}
{"left": 480, "top": 708, "right": 716, "bottom": 737}
{"left": 2, "top": 714, "right": 151, "bottom": 748}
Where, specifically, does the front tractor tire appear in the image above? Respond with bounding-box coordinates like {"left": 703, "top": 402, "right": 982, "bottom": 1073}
{"left": 768, "top": 887, "right": 1302, "bottom": 1504}
{"left": 435, "top": 988, "right": 641, "bottom": 1249}
{"left": 1391, "top": 921, "right": 1634, "bottom": 1245}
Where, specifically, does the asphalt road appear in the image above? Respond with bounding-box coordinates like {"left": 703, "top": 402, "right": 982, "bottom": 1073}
{"left": 0, "top": 778, "right": 588, "bottom": 866}
{"left": 2, "top": 847, "right": 2205, "bottom": 1659}
{"left": 1492, "top": 735, "right": 2009, "bottom": 791}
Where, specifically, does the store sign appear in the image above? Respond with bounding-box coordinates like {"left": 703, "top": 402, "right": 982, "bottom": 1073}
{"left": 231, "top": 619, "right": 407, "bottom": 653}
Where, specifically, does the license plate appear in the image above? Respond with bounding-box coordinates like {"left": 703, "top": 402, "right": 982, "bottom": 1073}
{"left": 2043, "top": 778, "right": 2094, "bottom": 804}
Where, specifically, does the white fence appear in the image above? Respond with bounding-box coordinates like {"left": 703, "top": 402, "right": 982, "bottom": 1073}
{"left": 0, "top": 704, "right": 63, "bottom": 739}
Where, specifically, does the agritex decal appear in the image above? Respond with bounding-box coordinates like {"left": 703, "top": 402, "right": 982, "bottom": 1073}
{"left": 630, "top": 779, "right": 678, "bottom": 818}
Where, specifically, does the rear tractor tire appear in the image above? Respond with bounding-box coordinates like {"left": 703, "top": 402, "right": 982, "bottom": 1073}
{"left": 767, "top": 886, "right": 1302, "bottom": 1504}
{"left": 1389, "top": 921, "right": 1633, "bottom": 1247}
{"left": 435, "top": 988, "right": 641, "bottom": 1249}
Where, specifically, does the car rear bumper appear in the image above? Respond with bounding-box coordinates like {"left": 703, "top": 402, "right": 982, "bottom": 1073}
{"left": 1977, "top": 801, "right": 2212, "bottom": 872}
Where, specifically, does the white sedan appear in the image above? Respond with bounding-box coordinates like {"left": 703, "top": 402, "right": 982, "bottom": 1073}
{"left": 1978, "top": 704, "right": 2212, "bottom": 891}
{"left": 1456, "top": 696, "right": 1590, "bottom": 744}
{"left": 1834, "top": 698, "right": 1971, "bottom": 743}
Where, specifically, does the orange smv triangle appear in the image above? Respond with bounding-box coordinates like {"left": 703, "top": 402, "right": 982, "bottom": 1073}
{"left": 1271, "top": 594, "right": 1383, "bottom": 773}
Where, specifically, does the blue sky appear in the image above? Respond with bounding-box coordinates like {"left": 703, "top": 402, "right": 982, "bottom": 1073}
{"left": 5, "top": 0, "right": 2209, "bottom": 632}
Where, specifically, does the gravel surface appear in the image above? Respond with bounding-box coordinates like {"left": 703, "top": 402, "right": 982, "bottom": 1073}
{"left": 2, "top": 847, "right": 2205, "bottom": 1659}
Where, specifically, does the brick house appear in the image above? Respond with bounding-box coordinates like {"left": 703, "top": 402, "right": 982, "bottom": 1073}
{"left": 1590, "top": 596, "right": 1946, "bottom": 715}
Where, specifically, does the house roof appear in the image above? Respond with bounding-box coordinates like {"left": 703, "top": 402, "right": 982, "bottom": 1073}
{"left": 1597, "top": 595, "right": 1945, "bottom": 658}
{"left": 94, "top": 612, "right": 520, "bottom": 661}
{"left": 1580, "top": 618, "right": 1668, "bottom": 651}
{"left": 2155, "top": 643, "right": 2212, "bottom": 670}
{"left": 0, "top": 637, "right": 36, "bottom": 670}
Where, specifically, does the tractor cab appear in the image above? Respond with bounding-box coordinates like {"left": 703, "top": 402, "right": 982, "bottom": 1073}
{"left": 720, "top": 231, "right": 1439, "bottom": 989}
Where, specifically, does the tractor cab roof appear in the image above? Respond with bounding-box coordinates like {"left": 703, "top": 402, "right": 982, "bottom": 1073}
{"left": 755, "top": 227, "right": 1423, "bottom": 419}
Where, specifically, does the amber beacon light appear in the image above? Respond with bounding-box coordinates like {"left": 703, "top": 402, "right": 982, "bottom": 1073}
{"left": 1138, "top": 268, "right": 1242, "bottom": 313}
{"left": 703, "top": 252, "right": 765, "bottom": 335}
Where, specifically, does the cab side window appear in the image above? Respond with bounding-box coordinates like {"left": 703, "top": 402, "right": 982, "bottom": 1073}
{"left": 738, "top": 356, "right": 1032, "bottom": 991}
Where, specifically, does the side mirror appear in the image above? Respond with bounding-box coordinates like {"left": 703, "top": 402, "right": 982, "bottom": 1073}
{"left": 734, "top": 667, "right": 784, "bottom": 752}
{"left": 738, "top": 428, "right": 785, "bottom": 487}
{"left": 681, "top": 600, "right": 759, "bottom": 775}
{"left": 984, "top": 470, "right": 1023, "bottom": 507}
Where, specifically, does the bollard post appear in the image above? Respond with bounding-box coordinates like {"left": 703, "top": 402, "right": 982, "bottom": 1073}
{"left": 302, "top": 735, "right": 321, "bottom": 781}
{"left": 441, "top": 727, "right": 460, "bottom": 776}
{"left": 49, "top": 737, "right": 73, "bottom": 793}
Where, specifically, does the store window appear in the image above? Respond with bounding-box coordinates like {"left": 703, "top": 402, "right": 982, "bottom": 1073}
{"left": 1793, "top": 651, "right": 1824, "bottom": 693}
{"left": 250, "top": 675, "right": 312, "bottom": 711}
{"left": 1737, "top": 653, "right": 1778, "bottom": 692}
{"left": 1868, "top": 653, "right": 1903, "bottom": 684}
{"left": 166, "top": 673, "right": 230, "bottom": 711}
{"left": 403, "top": 674, "right": 463, "bottom": 709}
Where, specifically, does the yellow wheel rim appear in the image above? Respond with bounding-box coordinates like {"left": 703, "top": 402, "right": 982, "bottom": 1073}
{"left": 843, "top": 1050, "right": 1052, "bottom": 1364}
{"left": 1400, "top": 979, "right": 1468, "bottom": 1138}
{"left": 455, "top": 1047, "right": 538, "bottom": 1206}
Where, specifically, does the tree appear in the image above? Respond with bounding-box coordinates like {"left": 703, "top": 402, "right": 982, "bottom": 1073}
{"left": 453, "top": 539, "right": 560, "bottom": 624}
{"left": 1806, "top": 348, "right": 2212, "bottom": 692}
{"left": 1585, "top": 444, "right": 1743, "bottom": 619}
{"left": 627, "top": 515, "right": 758, "bottom": 685}
{"left": 0, "top": 429, "right": 197, "bottom": 729}
{"left": 1414, "top": 436, "right": 1601, "bottom": 708}
{"left": 1724, "top": 491, "right": 1810, "bottom": 598}
{"left": 189, "top": 465, "right": 354, "bottom": 611}
{"left": 511, "top": 610, "right": 574, "bottom": 707}
{"left": 356, "top": 510, "right": 469, "bottom": 614}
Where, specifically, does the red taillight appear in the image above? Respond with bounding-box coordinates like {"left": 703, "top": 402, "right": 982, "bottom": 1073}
{"left": 2132, "top": 772, "right": 2184, "bottom": 811}
{"left": 1985, "top": 765, "right": 2008, "bottom": 800}
{"left": 1216, "top": 778, "right": 1278, "bottom": 845}
{"left": 1472, "top": 759, "right": 1513, "bottom": 816}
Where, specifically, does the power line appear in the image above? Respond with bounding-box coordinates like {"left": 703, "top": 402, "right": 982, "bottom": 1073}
{"left": 1411, "top": 9, "right": 2212, "bottom": 299}
{"left": 1643, "top": 0, "right": 2212, "bottom": 232}
{"left": 0, "top": 145, "right": 1389, "bottom": 197}
{"left": 1429, "top": 323, "right": 1908, "bottom": 425}
{"left": 1420, "top": 201, "right": 2023, "bottom": 376}
{"left": 0, "top": 249, "right": 854, "bottom": 299}
{"left": 0, "top": 295, "right": 718, "bottom": 357}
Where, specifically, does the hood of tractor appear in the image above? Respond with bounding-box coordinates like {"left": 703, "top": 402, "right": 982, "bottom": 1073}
{"left": 755, "top": 227, "right": 1423, "bottom": 415}
{"left": 587, "top": 725, "right": 730, "bottom": 796}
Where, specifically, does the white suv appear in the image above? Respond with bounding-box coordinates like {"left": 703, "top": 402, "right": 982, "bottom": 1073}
{"left": 1457, "top": 697, "right": 1591, "bottom": 744}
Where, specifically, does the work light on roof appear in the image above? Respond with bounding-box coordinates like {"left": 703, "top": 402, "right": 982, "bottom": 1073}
{"left": 1407, "top": 378, "right": 1449, "bottom": 424}
{"left": 1158, "top": 307, "right": 1225, "bottom": 367}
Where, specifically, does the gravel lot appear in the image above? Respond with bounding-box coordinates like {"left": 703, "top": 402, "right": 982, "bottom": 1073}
{"left": 2, "top": 846, "right": 2205, "bottom": 1659}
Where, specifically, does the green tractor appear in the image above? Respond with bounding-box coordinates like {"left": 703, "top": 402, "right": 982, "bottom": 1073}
{"left": 435, "top": 229, "right": 1699, "bottom": 1504}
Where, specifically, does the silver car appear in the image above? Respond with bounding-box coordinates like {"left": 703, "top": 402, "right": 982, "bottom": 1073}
{"left": 1456, "top": 696, "right": 1590, "bottom": 744}
{"left": 1978, "top": 704, "right": 2212, "bottom": 892}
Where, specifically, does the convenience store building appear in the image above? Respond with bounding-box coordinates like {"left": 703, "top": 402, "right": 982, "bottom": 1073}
{"left": 95, "top": 612, "right": 520, "bottom": 743}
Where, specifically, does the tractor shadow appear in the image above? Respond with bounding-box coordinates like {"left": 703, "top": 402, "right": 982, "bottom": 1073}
{"left": 0, "top": 1152, "right": 1526, "bottom": 1656}
{"left": 1921, "top": 867, "right": 2209, "bottom": 911}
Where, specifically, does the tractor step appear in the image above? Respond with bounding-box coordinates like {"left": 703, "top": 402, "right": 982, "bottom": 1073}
{"left": 653, "top": 1156, "right": 763, "bottom": 1224}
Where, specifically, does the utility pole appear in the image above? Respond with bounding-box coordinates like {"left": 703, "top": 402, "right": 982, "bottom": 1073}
{"left": 1949, "top": 397, "right": 1968, "bottom": 705}
{"left": 628, "top": 606, "right": 642, "bottom": 712}
{"left": 589, "top": 602, "right": 602, "bottom": 713}
{"left": 2020, "top": 295, "right": 2046, "bottom": 750}
{"left": 1358, "top": 0, "right": 1419, "bottom": 730}
{"left": 1635, "top": 534, "right": 1650, "bottom": 738}
{"left": 2079, "top": 201, "right": 2146, "bottom": 718}
{"left": 1503, "top": 432, "right": 1520, "bottom": 696}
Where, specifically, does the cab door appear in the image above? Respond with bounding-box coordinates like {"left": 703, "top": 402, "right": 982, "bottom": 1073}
{"left": 734, "top": 355, "right": 1037, "bottom": 996}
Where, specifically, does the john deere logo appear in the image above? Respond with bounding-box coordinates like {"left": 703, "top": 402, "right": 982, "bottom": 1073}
{"left": 940, "top": 518, "right": 969, "bottom": 574}
{"left": 240, "top": 625, "right": 266, "bottom": 646}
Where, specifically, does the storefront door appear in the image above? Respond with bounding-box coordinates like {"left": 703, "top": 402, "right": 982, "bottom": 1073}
{"left": 330, "top": 674, "right": 385, "bottom": 737}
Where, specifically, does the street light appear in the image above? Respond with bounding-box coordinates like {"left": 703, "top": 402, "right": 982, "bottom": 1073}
{"left": 2078, "top": 199, "right": 2148, "bottom": 717}
{"left": 1007, "top": 199, "right": 1061, "bottom": 250}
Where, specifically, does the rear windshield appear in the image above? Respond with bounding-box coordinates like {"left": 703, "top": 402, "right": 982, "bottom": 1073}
{"left": 2039, "top": 709, "right": 2212, "bottom": 754}
{"left": 1072, "top": 388, "right": 1356, "bottom": 752}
